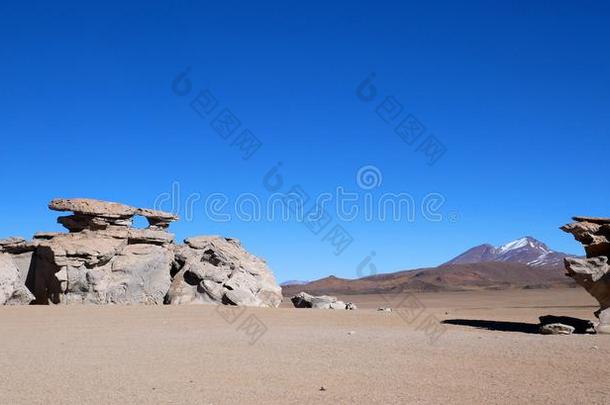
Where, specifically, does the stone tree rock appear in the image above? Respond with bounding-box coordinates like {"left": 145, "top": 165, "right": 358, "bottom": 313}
{"left": 0, "top": 199, "right": 178, "bottom": 305}
{"left": 1, "top": 198, "right": 283, "bottom": 307}
{"left": 561, "top": 216, "right": 610, "bottom": 333}
{"left": 32, "top": 198, "right": 178, "bottom": 304}
{"left": 166, "top": 236, "right": 282, "bottom": 307}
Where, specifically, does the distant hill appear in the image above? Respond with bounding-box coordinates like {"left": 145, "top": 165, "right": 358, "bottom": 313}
{"left": 280, "top": 280, "right": 309, "bottom": 287}
{"left": 281, "top": 237, "right": 575, "bottom": 296}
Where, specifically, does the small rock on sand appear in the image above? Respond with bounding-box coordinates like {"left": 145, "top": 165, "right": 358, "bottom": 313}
{"left": 539, "top": 323, "right": 575, "bottom": 335}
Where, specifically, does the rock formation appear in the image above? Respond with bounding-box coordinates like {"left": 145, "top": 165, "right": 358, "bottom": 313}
{"left": 561, "top": 216, "right": 610, "bottom": 333}
{"left": 166, "top": 236, "right": 282, "bottom": 307}
{"left": 0, "top": 249, "right": 34, "bottom": 305}
{"left": 0, "top": 198, "right": 282, "bottom": 307}
{"left": 290, "top": 291, "right": 354, "bottom": 310}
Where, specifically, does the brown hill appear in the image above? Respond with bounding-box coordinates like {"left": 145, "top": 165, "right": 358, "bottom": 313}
{"left": 281, "top": 262, "right": 575, "bottom": 297}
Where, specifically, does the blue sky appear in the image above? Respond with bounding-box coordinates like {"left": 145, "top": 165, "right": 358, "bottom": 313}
{"left": 1, "top": 1, "right": 609, "bottom": 282}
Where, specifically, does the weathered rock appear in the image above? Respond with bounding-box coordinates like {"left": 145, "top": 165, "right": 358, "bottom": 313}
{"left": 561, "top": 218, "right": 610, "bottom": 258}
{"left": 572, "top": 216, "right": 610, "bottom": 225}
{"left": 2, "top": 198, "right": 281, "bottom": 307}
{"left": 539, "top": 323, "right": 575, "bottom": 335}
{"left": 0, "top": 253, "right": 34, "bottom": 305}
{"left": 50, "top": 199, "right": 179, "bottom": 233}
{"left": 31, "top": 199, "right": 177, "bottom": 304}
{"left": 136, "top": 208, "right": 179, "bottom": 229}
{"left": 127, "top": 228, "right": 175, "bottom": 245}
{"left": 564, "top": 257, "right": 608, "bottom": 282}
{"left": 33, "top": 232, "right": 63, "bottom": 240}
{"left": 597, "top": 309, "right": 610, "bottom": 334}
{"left": 49, "top": 198, "right": 137, "bottom": 218}
{"left": 105, "top": 244, "right": 173, "bottom": 304}
{"left": 562, "top": 217, "right": 610, "bottom": 333}
{"left": 0, "top": 237, "right": 27, "bottom": 251}
{"left": 57, "top": 214, "right": 133, "bottom": 232}
{"left": 291, "top": 291, "right": 349, "bottom": 309}
{"left": 166, "top": 236, "right": 282, "bottom": 307}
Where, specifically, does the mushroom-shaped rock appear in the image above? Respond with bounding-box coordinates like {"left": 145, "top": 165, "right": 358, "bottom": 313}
{"left": 562, "top": 216, "right": 610, "bottom": 333}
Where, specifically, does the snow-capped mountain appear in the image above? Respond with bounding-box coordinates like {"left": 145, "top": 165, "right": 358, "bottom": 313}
{"left": 444, "top": 236, "right": 569, "bottom": 268}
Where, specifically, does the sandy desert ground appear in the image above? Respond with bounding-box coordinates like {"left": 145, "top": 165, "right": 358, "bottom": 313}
{"left": 1, "top": 288, "right": 608, "bottom": 404}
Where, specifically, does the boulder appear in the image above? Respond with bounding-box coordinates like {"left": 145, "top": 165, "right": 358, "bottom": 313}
{"left": 562, "top": 216, "right": 610, "bottom": 333}
{"left": 166, "top": 236, "right": 282, "bottom": 307}
{"left": 290, "top": 291, "right": 350, "bottom": 310}
{"left": 539, "top": 323, "right": 575, "bottom": 335}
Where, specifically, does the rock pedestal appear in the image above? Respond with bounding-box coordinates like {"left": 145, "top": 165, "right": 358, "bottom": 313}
{"left": 561, "top": 216, "right": 610, "bottom": 333}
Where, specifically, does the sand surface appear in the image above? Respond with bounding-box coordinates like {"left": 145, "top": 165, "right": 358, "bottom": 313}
{"left": 1, "top": 288, "right": 609, "bottom": 404}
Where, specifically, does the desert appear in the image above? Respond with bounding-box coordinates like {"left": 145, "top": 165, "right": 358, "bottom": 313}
{"left": 1, "top": 289, "right": 609, "bottom": 404}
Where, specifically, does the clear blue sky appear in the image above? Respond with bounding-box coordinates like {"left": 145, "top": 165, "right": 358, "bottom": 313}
{"left": 1, "top": 1, "right": 609, "bottom": 282}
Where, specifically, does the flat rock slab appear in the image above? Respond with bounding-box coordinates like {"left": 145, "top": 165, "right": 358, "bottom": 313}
{"left": 49, "top": 198, "right": 137, "bottom": 218}
{"left": 136, "top": 208, "right": 179, "bottom": 221}
{"left": 572, "top": 216, "right": 610, "bottom": 225}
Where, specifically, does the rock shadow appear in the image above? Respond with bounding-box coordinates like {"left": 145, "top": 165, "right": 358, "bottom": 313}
{"left": 442, "top": 315, "right": 595, "bottom": 334}
{"left": 442, "top": 319, "right": 540, "bottom": 334}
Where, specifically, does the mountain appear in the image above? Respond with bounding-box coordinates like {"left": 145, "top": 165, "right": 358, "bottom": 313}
{"left": 443, "top": 236, "right": 569, "bottom": 268}
{"left": 281, "top": 237, "right": 575, "bottom": 297}
{"left": 280, "top": 280, "right": 309, "bottom": 287}
{"left": 281, "top": 262, "right": 573, "bottom": 297}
